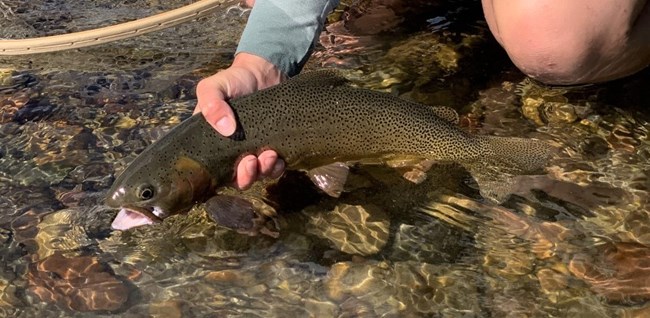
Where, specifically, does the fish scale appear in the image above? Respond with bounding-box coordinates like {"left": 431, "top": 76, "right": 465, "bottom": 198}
{"left": 106, "top": 70, "right": 551, "bottom": 230}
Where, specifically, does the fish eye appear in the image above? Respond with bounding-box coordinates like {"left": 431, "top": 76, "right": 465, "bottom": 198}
{"left": 137, "top": 185, "right": 155, "bottom": 200}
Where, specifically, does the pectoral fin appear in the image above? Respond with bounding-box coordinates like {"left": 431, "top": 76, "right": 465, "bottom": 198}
{"left": 205, "top": 195, "right": 256, "bottom": 231}
{"left": 205, "top": 195, "right": 280, "bottom": 238}
{"left": 307, "top": 162, "right": 350, "bottom": 198}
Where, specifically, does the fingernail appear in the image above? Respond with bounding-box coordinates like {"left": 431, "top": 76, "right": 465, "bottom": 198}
{"left": 263, "top": 156, "right": 276, "bottom": 171}
{"left": 245, "top": 157, "right": 257, "bottom": 176}
{"left": 215, "top": 117, "right": 235, "bottom": 136}
{"left": 270, "top": 160, "right": 285, "bottom": 178}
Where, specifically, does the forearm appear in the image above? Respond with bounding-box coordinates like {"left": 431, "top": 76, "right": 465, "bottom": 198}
{"left": 236, "top": 0, "right": 339, "bottom": 77}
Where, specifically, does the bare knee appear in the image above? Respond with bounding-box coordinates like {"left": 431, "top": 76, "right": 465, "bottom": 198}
{"left": 498, "top": 27, "right": 595, "bottom": 84}
{"left": 483, "top": 0, "right": 650, "bottom": 84}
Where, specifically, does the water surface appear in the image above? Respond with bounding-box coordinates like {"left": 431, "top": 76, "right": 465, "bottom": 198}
{"left": 1, "top": 1, "right": 649, "bottom": 317}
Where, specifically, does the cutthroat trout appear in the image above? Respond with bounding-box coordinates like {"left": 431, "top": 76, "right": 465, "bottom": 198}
{"left": 106, "top": 70, "right": 551, "bottom": 230}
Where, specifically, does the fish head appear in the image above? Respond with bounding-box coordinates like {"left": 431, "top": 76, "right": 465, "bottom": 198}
{"left": 106, "top": 155, "right": 215, "bottom": 230}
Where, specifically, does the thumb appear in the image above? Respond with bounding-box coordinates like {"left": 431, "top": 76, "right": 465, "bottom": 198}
{"left": 195, "top": 79, "right": 237, "bottom": 136}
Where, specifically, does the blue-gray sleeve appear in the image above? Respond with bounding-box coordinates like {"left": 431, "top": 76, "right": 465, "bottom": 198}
{"left": 235, "top": 0, "right": 340, "bottom": 77}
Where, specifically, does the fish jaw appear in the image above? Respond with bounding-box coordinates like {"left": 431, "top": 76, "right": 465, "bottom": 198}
{"left": 111, "top": 206, "right": 166, "bottom": 230}
{"left": 111, "top": 208, "right": 154, "bottom": 230}
{"left": 105, "top": 184, "right": 164, "bottom": 230}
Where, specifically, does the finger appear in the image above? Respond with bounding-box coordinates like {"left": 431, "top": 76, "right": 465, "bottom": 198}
{"left": 269, "top": 158, "right": 285, "bottom": 179}
{"left": 235, "top": 155, "right": 258, "bottom": 189}
{"left": 195, "top": 78, "right": 237, "bottom": 136}
{"left": 257, "top": 150, "right": 284, "bottom": 177}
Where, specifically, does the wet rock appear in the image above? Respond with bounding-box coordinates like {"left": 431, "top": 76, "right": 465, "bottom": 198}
{"left": 621, "top": 211, "right": 650, "bottom": 246}
{"left": 383, "top": 33, "right": 459, "bottom": 84}
{"left": 306, "top": 204, "right": 390, "bottom": 256}
{"left": 324, "top": 261, "right": 394, "bottom": 302}
{"left": 579, "top": 136, "right": 611, "bottom": 159}
{"left": 149, "top": 300, "right": 185, "bottom": 318}
{"left": 1, "top": 90, "right": 32, "bottom": 124}
{"left": 338, "top": 297, "right": 378, "bottom": 318}
{"left": 54, "top": 162, "right": 114, "bottom": 205}
{"left": 521, "top": 97, "right": 546, "bottom": 126}
{"left": 516, "top": 78, "right": 597, "bottom": 126}
{"left": 606, "top": 122, "right": 641, "bottom": 153}
{"left": 0, "top": 70, "right": 39, "bottom": 95}
{"left": 536, "top": 268, "right": 569, "bottom": 302}
{"left": 26, "top": 253, "right": 132, "bottom": 312}
{"left": 66, "top": 128, "right": 97, "bottom": 151}
{"left": 204, "top": 269, "right": 253, "bottom": 286}
{"left": 393, "top": 262, "right": 481, "bottom": 314}
{"left": 541, "top": 101, "right": 579, "bottom": 124}
{"left": 619, "top": 302, "right": 650, "bottom": 318}
{"left": 325, "top": 260, "right": 481, "bottom": 315}
{"left": 53, "top": 185, "right": 105, "bottom": 209}
{"left": 9, "top": 210, "right": 42, "bottom": 253}
{"left": 342, "top": 0, "right": 445, "bottom": 35}
{"left": 12, "top": 98, "right": 57, "bottom": 124}
{"left": 304, "top": 299, "right": 339, "bottom": 318}
{"left": 0, "top": 68, "right": 12, "bottom": 87}
{"left": 0, "top": 276, "right": 20, "bottom": 311}
{"left": 0, "top": 183, "right": 61, "bottom": 227}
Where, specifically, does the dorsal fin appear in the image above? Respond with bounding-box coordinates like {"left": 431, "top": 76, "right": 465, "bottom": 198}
{"left": 429, "top": 105, "right": 459, "bottom": 124}
{"left": 284, "top": 69, "right": 350, "bottom": 88}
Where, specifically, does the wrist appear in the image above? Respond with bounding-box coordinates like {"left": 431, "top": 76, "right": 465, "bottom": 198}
{"left": 232, "top": 52, "right": 285, "bottom": 90}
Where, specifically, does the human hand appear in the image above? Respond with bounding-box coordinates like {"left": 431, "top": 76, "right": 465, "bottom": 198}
{"left": 194, "top": 53, "right": 286, "bottom": 189}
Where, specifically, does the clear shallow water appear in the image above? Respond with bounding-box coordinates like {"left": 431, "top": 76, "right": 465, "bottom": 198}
{"left": 1, "top": 1, "right": 650, "bottom": 317}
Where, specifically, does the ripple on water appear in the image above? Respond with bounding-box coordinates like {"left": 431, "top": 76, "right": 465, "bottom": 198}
{"left": 0, "top": 0, "right": 649, "bottom": 316}
{"left": 305, "top": 203, "right": 390, "bottom": 256}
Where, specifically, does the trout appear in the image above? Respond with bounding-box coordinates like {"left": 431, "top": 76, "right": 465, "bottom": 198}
{"left": 106, "top": 70, "right": 551, "bottom": 230}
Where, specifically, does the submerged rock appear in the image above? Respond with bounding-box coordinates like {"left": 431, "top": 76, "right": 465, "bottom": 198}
{"left": 324, "top": 260, "right": 481, "bottom": 316}
{"left": 35, "top": 208, "right": 93, "bottom": 260}
{"left": 26, "top": 253, "right": 132, "bottom": 312}
{"left": 569, "top": 242, "right": 650, "bottom": 304}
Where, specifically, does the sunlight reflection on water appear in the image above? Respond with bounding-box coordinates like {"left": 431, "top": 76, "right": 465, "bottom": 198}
{"left": 0, "top": 0, "right": 649, "bottom": 317}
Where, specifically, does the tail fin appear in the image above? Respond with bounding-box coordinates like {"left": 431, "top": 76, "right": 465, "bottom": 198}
{"left": 463, "top": 136, "right": 553, "bottom": 203}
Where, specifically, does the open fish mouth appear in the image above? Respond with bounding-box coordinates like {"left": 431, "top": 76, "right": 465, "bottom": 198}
{"left": 111, "top": 206, "right": 165, "bottom": 230}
